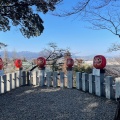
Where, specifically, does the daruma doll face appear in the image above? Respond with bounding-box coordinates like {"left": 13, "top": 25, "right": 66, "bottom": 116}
{"left": 14, "top": 59, "right": 22, "bottom": 68}
{"left": 37, "top": 59, "right": 44, "bottom": 65}
{"left": 66, "top": 58, "right": 74, "bottom": 68}
{"left": 37, "top": 57, "right": 46, "bottom": 68}
{"left": 93, "top": 55, "right": 106, "bottom": 69}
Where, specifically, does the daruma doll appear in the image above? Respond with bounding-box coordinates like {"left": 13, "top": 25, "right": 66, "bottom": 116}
{"left": 66, "top": 58, "right": 74, "bottom": 68}
{"left": 14, "top": 59, "right": 22, "bottom": 68}
{"left": 93, "top": 55, "right": 106, "bottom": 69}
{"left": 37, "top": 57, "right": 46, "bottom": 68}
{"left": 0, "top": 58, "right": 3, "bottom": 70}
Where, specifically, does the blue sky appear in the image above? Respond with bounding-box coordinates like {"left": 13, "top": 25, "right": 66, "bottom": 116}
{"left": 0, "top": 0, "right": 120, "bottom": 57}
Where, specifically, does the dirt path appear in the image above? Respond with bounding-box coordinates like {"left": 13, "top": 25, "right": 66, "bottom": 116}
{"left": 0, "top": 86, "right": 117, "bottom": 120}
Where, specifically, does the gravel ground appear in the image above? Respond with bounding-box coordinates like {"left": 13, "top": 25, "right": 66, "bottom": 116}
{"left": 0, "top": 86, "right": 117, "bottom": 120}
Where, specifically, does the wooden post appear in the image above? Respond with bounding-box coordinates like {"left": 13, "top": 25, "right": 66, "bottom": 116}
{"left": 33, "top": 71, "right": 37, "bottom": 85}
{"left": 60, "top": 72, "right": 64, "bottom": 88}
{"left": 53, "top": 72, "right": 58, "bottom": 87}
{"left": 38, "top": 69, "right": 45, "bottom": 86}
{"left": 0, "top": 76, "right": 1, "bottom": 93}
{"left": 20, "top": 71, "right": 26, "bottom": 86}
{"left": 6, "top": 73, "right": 12, "bottom": 91}
{"left": 105, "top": 76, "right": 114, "bottom": 99}
{"left": 16, "top": 70, "right": 21, "bottom": 87}
{"left": 46, "top": 72, "right": 52, "bottom": 87}
{"left": 20, "top": 71, "right": 23, "bottom": 86}
{"left": 36, "top": 71, "right": 39, "bottom": 86}
{"left": 82, "top": 73, "right": 88, "bottom": 92}
{"left": 29, "top": 71, "right": 33, "bottom": 85}
{"left": 76, "top": 72, "right": 82, "bottom": 90}
{"left": 0, "top": 76, "right": 4, "bottom": 94}
{"left": 12, "top": 72, "right": 16, "bottom": 89}
{"left": 92, "top": 68, "right": 100, "bottom": 76}
{"left": 115, "top": 77, "right": 120, "bottom": 99}
{"left": 95, "top": 74, "right": 104, "bottom": 96}
{"left": 67, "top": 68, "right": 73, "bottom": 88}
{"left": 3, "top": 75, "right": 7, "bottom": 93}
{"left": 22, "top": 71, "right": 27, "bottom": 85}
{"left": 10, "top": 74, "right": 12, "bottom": 90}
{"left": 89, "top": 74, "right": 95, "bottom": 94}
{"left": 26, "top": 71, "right": 30, "bottom": 85}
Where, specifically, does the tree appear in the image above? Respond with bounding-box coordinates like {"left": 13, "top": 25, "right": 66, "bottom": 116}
{"left": 54, "top": 0, "right": 120, "bottom": 37}
{"left": 55, "top": 0, "right": 119, "bottom": 16}
{"left": 73, "top": 64, "right": 92, "bottom": 74}
{"left": 3, "top": 49, "right": 9, "bottom": 72}
{"left": 83, "top": 10, "right": 120, "bottom": 38}
{"left": 30, "top": 42, "right": 69, "bottom": 71}
{"left": 108, "top": 43, "right": 120, "bottom": 52}
{"left": 42, "top": 42, "right": 69, "bottom": 71}
{"left": 0, "top": 0, "right": 62, "bottom": 38}
{"left": 0, "top": 42, "right": 7, "bottom": 49}
{"left": 11, "top": 49, "right": 17, "bottom": 60}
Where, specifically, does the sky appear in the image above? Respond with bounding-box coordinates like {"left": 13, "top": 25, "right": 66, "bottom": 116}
{"left": 0, "top": 0, "right": 120, "bottom": 57}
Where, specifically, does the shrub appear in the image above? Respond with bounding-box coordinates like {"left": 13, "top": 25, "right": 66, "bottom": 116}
{"left": 73, "top": 64, "right": 92, "bottom": 74}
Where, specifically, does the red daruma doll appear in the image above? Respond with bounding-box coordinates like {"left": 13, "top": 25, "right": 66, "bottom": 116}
{"left": 93, "top": 55, "right": 106, "bottom": 69}
{"left": 14, "top": 59, "right": 22, "bottom": 69}
{"left": 0, "top": 58, "right": 3, "bottom": 70}
{"left": 37, "top": 57, "right": 46, "bottom": 69}
{"left": 66, "top": 58, "right": 74, "bottom": 69}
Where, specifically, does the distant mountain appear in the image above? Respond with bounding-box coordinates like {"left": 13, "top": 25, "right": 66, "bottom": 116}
{"left": 0, "top": 51, "right": 40, "bottom": 60}
{"left": 72, "top": 55, "right": 114, "bottom": 60}
{"left": 0, "top": 51, "right": 114, "bottom": 60}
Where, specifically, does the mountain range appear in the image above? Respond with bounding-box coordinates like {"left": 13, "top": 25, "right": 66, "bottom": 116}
{"left": 0, "top": 51, "right": 113, "bottom": 60}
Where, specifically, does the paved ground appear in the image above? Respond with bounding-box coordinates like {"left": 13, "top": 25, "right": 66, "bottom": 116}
{"left": 0, "top": 86, "right": 117, "bottom": 120}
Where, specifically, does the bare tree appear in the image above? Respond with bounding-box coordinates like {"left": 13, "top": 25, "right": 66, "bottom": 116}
{"left": 30, "top": 42, "right": 69, "bottom": 71}
{"left": 12, "top": 49, "right": 17, "bottom": 60}
{"left": 3, "top": 49, "right": 9, "bottom": 73}
{"left": 108, "top": 43, "right": 120, "bottom": 52}
{"left": 42, "top": 43, "right": 69, "bottom": 71}
{"left": 83, "top": 10, "right": 120, "bottom": 38}
{"left": 54, "top": 0, "right": 120, "bottom": 16}
{"left": 0, "top": 42, "right": 7, "bottom": 49}
{"left": 54, "top": 0, "right": 120, "bottom": 37}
